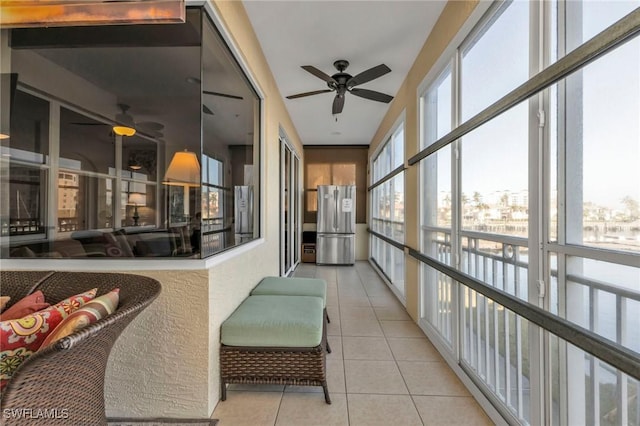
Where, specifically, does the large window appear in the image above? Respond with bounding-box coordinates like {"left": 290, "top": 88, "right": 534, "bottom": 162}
{"left": 420, "top": 64, "right": 454, "bottom": 344}
{"left": 460, "top": 1, "right": 530, "bottom": 121}
{"left": 418, "top": 2, "right": 639, "bottom": 425}
{"left": 0, "top": 7, "right": 261, "bottom": 259}
{"left": 370, "top": 121, "right": 405, "bottom": 297}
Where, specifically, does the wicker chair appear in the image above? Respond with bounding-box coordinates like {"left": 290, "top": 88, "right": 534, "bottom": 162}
{"left": 0, "top": 271, "right": 161, "bottom": 426}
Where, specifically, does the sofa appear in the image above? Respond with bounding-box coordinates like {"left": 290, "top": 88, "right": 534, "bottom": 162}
{"left": 0, "top": 271, "right": 161, "bottom": 425}
{"left": 7, "top": 227, "right": 193, "bottom": 258}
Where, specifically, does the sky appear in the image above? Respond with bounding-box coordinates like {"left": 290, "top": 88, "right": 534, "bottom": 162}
{"left": 432, "top": 0, "right": 640, "bottom": 210}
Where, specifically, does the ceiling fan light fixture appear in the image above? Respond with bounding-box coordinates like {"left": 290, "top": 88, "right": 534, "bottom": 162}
{"left": 113, "top": 103, "right": 136, "bottom": 136}
{"left": 113, "top": 125, "right": 136, "bottom": 137}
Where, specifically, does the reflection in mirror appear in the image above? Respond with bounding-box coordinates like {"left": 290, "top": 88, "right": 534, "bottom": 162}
{"left": 122, "top": 136, "right": 157, "bottom": 181}
{"left": 1, "top": 89, "right": 49, "bottom": 163}
{"left": 60, "top": 107, "right": 114, "bottom": 174}
{"left": 1, "top": 7, "right": 260, "bottom": 259}
{"left": 200, "top": 13, "right": 260, "bottom": 257}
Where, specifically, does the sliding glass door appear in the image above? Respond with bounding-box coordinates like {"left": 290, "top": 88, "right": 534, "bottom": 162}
{"left": 280, "top": 137, "right": 301, "bottom": 276}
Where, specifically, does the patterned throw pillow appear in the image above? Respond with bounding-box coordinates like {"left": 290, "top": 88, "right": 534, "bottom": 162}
{"left": 0, "top": 291, "right": 49, "bottom": 321}
{"left": 0, "top": 297, "right": 10, "bottom": 312}
{"left": 40, "top": 288, "right": 120, "bottom": 348}
{"left": 0, "top": 288, "right": 97, "bottom": 390}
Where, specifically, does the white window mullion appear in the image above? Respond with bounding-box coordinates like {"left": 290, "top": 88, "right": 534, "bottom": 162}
{"left": 527, "top": 0, "right": 547, "bottom": 424}
{"left": 279, "top": 139, "right": 286, "bottom": 276}
{"left": 452, "top": 46, "right": 462, "bottom": 363}
{"left": 617, "top": 296, "right": 628, "bottom": 426}
{"left": 563, "top": 0, "right": 588, "bottom": 424}
{"left": 114, "top": 134, "right": 123, "bottom": 228}
{"left": 48, "top": 101, "right": 61, "bottom": 240}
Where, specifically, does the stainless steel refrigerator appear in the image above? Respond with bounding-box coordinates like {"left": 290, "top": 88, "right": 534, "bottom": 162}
{"left": 316, "top": 185, "right": 355, "bottom": 265}
{"left": 234, "top": 185, "right": 253, "bottom": 244}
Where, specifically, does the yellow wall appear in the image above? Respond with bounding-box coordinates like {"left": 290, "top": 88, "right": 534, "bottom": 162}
{"left": 368, "top": 0, "right": 479, "bottom": 320}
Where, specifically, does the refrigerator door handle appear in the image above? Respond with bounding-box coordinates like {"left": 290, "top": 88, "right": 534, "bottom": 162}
{"left": 333, "top": 188, "right": 339, "bottom": 231}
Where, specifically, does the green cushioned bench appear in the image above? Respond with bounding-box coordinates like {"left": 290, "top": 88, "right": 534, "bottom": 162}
{"left": 251, "top": 276, "right": 332, "bottom": 353}
{"left": 220, "top": 295, "right": 331, "bottom": 404}
{"left": 251, "top": 276, "right": 327, "bottom": 308}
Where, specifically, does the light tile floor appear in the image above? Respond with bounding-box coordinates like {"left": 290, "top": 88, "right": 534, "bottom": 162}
{"left": 212, "top": 261, "right": 494, "bottom": 425}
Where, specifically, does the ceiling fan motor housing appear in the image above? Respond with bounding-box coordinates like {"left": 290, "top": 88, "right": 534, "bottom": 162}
{"left": 329, "top": 73, "right": 351, "bottom": 93}
{"left": 333, "top": 59, "right": 349, "bottom": 72}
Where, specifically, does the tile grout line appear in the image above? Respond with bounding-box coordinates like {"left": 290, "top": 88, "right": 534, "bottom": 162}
{"left": 360, "top": 261, "right": 426, "bottom": 426}
{"left": 273, "top": 388, "right": 285, "bottom": 426}
{"left": 380, "top": 312, "right": 426, "bottom": 425}
{"left": 333, "top": 265, "right": 352, "bottom": 426}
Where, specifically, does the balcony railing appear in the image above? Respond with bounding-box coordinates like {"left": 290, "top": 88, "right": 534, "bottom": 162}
{"left": 370, "top": 217, "right": 405, "bottom": 242}
{"left": 369, "top": 226, "right": 406, "bottom": 297}
{"left": 419, "top": 226, "right": 640, "bottom": 425}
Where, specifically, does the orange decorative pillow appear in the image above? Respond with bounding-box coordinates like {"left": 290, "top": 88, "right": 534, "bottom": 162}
{"left": 0, "top": 291, "right": 49, "bottom": 321}
{"left": 0, "top": 297, "right": 10, "bottom": 312}
{"left": 41, "top": 288, "right": 120, "bottom": 348}
{"left": 0, "top": 288, "right": 97, "bottom": 390}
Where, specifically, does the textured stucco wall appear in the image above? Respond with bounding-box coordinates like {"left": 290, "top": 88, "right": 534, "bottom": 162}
{"left": 207, "top": 244, "right": 279, "bottom": 412}
{"left": 105, "top": 270, "right": 210, "bottom": 418}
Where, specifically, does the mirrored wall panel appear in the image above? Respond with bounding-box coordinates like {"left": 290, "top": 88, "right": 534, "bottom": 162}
{"left": 0, "top": 7, "right": 261, "bottom": 259}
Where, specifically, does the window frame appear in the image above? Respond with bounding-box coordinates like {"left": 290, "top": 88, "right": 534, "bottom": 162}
{"left": 0, "top": 4, "right": 266, "bottom": 262}
{"left": 415, "top": 2, "right": 640, "bottom": 425}
{"left": 369, "top": 113, "right": 406, "bottom": 299}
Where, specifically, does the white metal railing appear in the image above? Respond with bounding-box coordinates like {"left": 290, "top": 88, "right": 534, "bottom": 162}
{"left": 370, "top": 230, "right": 406, "bottom": 297}
{"left": 371, "top": 217, "right": 405, "bottom": 242}
{"left": 421, "top": 227, "right": 640, "bottom": 424}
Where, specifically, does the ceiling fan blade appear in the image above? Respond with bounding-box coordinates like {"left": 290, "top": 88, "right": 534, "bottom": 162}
{"left": 332, "top": 95, "right": 345, "bottom": 115}
{"left": 203, "top": 90, "right": 243, "bottom": 100}
{"left": 301, "top": 65, "right": 336, "bottom": 84}
{"left": 347, "top": 64, "right": 391, "bottom": 87}
{"left": 137, "top": 129, "right": 164, "bottom": 139}
{"left": 286, "top": 89, "right": 333, "bottom": 99}
{"left": 71, "top": 122, "right": 108, "bottom": 126}
{"left": 350, "top": 88, "right": 394, "bottom": 103}
{"left": 137, "top": 121, "right": 164, "bottom": 131}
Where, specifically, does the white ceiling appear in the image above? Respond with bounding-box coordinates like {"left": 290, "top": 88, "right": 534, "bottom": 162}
{"left": 243, "top": 0, "right": 446, "bottom": 146}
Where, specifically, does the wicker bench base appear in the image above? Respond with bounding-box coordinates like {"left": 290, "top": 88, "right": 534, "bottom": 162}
{"left": 220, "top": 344, "right": 331, "bottom": 404}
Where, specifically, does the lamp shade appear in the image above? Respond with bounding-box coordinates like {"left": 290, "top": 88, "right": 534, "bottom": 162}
{"left": 127, "top": 193, "right": 146, "bottom": 206}
{"left": 163, "top": 150, "right": 200, "bottom": 186}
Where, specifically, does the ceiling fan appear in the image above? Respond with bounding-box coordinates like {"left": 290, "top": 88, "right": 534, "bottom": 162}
{"left": 286, "top": 60, "right": 393, "bottom": 114}
{"left": 202, "top": 90, "right": 243, "bottom": 116}
{"left": 186, "top": 77, "right": 244, "bottom": 116}
{"left": 71, "top": 104, "right": 164, "bottom": 138}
